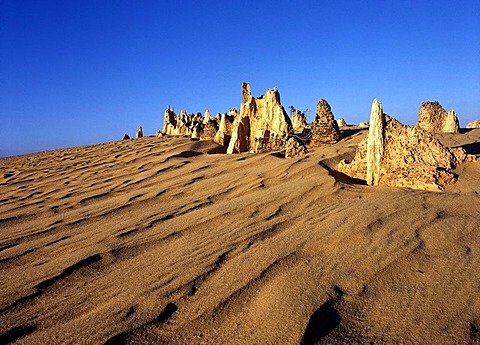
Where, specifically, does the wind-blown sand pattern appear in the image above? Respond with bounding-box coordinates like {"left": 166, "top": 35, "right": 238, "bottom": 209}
{"left": 1, "top": 129, "right": 480, "bottom": 344}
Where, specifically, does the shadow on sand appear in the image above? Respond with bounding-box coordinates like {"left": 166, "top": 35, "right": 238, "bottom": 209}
{"left": 319, "top": 161, "right": 367, "bottom": 185}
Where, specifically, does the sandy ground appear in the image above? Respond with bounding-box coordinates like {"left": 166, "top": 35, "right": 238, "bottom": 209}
{"left": 1, "top": 128, "right": 479, "bottom": 344}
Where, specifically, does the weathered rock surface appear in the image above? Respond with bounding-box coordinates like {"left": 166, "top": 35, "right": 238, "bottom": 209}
{"left": 161, "top": 104, "right": 237, "bottom": 145}
{"left": 227, "top": 83, "right": 292, "bottom": 154}
{"left": 416, "top": 101, "right": 460, "bottom": 133}
{"left": 203, "top": 110, "right": 212, "bottom": 124}
{"left": 136, "top": 126, "right": 143, "bottom": 138}
{"left": 291, "top": 109, "right": 307, "bottom": 133}
{"left": 175, "top": 110, "right": 190, "bottom": 136}
{"left": 284, "top": 137, "right": 308, "bottom": 158}
{"left": 161, "top": 107, "right": 205, "bottom": 137}
{"left": 466, "top": 120, "right": 480, "bottom": 129}
{"left": 338, "top": 99, "right": 468, "bottom": 191}
{"left": 310, "top": 99, "right": 340, "bottom": 145}
{"left": 359, "top": 121, "right": 369, "bottom": 128}
{"left": 366, "top": 99, "right": 384, "bottom": 185}
{"left": 200, "top": 116, "right": 219, "bottom": 141}
{"left": 161, "top": 106, "right": 177, "bottom": 135}
{"left": 213, "top": 110, "right": 236, "bottom": 147}
{"left": 336, "top": 118, "right": 347, "bottom": 127}
{"left": 191, "top": 122, "right": 203, "bottom": 139}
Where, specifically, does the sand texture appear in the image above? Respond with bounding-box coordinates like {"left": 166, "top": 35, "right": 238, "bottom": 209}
{"left": 1, "top": 129, "right": 480, "bottom": 344}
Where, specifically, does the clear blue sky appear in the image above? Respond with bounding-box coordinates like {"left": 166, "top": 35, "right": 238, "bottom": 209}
{"left": 1, "top": 1, "right": 479, "bottom": 157}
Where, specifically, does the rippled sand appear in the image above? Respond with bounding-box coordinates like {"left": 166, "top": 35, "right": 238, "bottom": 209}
{"left": 1, "top": 129, "right": 479, "bottom": 344}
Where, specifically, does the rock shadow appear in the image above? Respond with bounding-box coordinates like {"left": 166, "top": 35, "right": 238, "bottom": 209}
{"left": 458, "top": 142, "right": 480, "bottom": 155}
{"left": 104, "top": 331, "right": 128, "bottom": 345}
{"left": 471, "top": 321, "right": 480, "bottom": 341}
{"left": 168, "top": 151, "right": 204, "bottom": 159}
{"left": 300, "top": 299, "right": 341, "bottom": 345}
{"left": 340, "top": 128, "right": 366, "bottom": 139}
{"left": 270, "top": 152, "right": 286, "bottom": 159}
{"left": 153, "top": 302, "right": 178, "bottom": 324}
{"left": 207, "top": 145, "right": 228, "bottom": 154}
{"left": 319, "top": 161, "right": 367, "bottom": 185}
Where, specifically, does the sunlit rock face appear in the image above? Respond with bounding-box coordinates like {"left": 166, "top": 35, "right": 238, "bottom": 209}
{"left": 416, "top": 101, "right": 459, "bottom": 134}
{"left": 338, "top": 99, "right": 468, "bottom": 191}
{"left": 336, "top": 118, "right": 347, "bottom": 127}
{"left": 227, "top": 83, "right": 292, "bottom": 154}
{"left": 161, "top": 107, "right": 206, "bottom": 138}
{"left": 291, "top": 109, "right": 307, "bottom": 133}
{"left": 161, "top": 106, "right": 177, "bottom": 136}
{"left": 136, "top": 126, "right": 143, "bottom": 138}
{"left": 466, "top": 120, "right": 480, "bottom": 129}
{"left": 212, "top": 109, "right": 236, "bottom": 147}
{"left": 310, "top": 99, "right": 340, "bottom": 145}
{"left": 200, "top": 109, "right": 219, "bottom": 142}
{"left": 284, "top": 136, "right": 308, "bottom": 158}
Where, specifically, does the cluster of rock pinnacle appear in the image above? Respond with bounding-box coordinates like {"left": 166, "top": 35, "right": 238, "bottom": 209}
{"left": 156, "top": 83, "right": 342, "bottom": 157}
{"left": 338, "top": 100, "right": 474, "bottom": 191}
{"left": 124, "top": 82, "right": 477, "bottom": 191}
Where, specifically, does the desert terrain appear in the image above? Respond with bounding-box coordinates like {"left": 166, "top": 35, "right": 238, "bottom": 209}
{"left": 1, "top": 128, "right": 480, "bottom": 344}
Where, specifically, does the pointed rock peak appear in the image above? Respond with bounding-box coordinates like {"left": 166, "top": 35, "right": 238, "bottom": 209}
{"left": 366, "top": 98, "right": 385, "bottom": 186}
{"left": 227, "top": 83, "right": 291, "bottom": 154}
{"left": 336, "top": 118, "right": 347, "bottom": 127}
{"left": 136, "top": 126, "right": 143, "bottom": 138}
{"left": 316, "top": 99, "right": 332, "bottom": 114}
{"left": 417, "top": 100, "right": 459, "bottom": 133}
{"left": 311, "top": 98, "right": 340, "bottom": 145}
{"left": 241, "top": 82, "right": 251, "bottom": 102}
{"left": 203, "top": 109, "right": 212, "bottom": 124}
{"left": 370, "top": 99, "right": 383, "bottom": 122}
{"left": 338, "top": 99, "right": 470, "bottom": 191}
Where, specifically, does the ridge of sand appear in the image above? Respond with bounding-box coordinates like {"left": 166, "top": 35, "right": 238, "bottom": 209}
{"left": 1, "top": 130, "right": 479, "bottom": 344}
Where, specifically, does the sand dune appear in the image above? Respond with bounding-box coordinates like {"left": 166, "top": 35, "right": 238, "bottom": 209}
{"left": 1, "top": 129, "right": 479, "bottom": 344}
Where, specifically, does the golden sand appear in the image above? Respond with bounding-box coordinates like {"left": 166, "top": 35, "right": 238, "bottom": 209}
{"left": 1, "top": 129, "right": 479, "bottom": 344}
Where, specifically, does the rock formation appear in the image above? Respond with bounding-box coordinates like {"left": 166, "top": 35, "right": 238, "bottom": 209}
{"left": 200, "top": 116, "right": 219, "bottom": 141}
{"left": 161, "top": 107, "right": 205, "bottom": 137}
{"left": 213, "top": 109, "right": 236, "bottom": 147}
{"left": 310, "top": 99, "right": 340, "bottom": 145}
{"left": 175, "top": 110, "right": 190, "bottom": 136}
{"left": 191, "top": 122, "right": 203, "bottom": 139}
{"left": 336, "top": 118, "right": 347, "bottom": 127}
{"left": 161, "top": 106, "right": 177, "bottom": 135}
{"left": 359, "top": 121, "right": 369, "bottom": 128}
{"left": 467, "top": 120, "right": 480, "bottom": 129}
{"left": 365, "top": 99, "right": 384, "bottom": 185}
{"left": 227, "top": 83, "right": 292, "bottom": 154}
{"left": 202, "top": 110, "right": 212, "bottom": 124}
{"left": 136, "top": 126, "right": 143, "bottom": 138}
{"left": 122, "top": 134, "right": 130, "bottom": 140}
{"left": 338, "top": 99, "right": 469, "bottom": 191}
{"left": 284, "top": 137, "right": 308, "bottom": 158}
{"left": 291, "top": 109, "right": 307, "bottom": 133}
{"left": 416, "top": 101, "right": 460, "bottom": 133}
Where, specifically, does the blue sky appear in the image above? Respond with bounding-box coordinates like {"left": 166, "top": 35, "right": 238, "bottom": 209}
{"left": 1, "top": 0, "right": 479, "bottom": 157}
